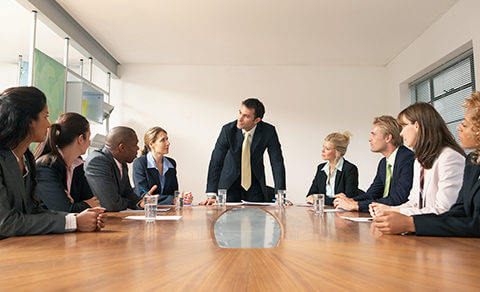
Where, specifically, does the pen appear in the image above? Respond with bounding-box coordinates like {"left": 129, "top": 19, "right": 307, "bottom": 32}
{"left": 139, "top": 187, "right": 150, "bottom": 197}
{"left": 272, "top": 199, "right": 293, "bottom": 204}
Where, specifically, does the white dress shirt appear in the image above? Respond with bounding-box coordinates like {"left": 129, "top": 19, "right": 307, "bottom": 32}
{"left": 322, "top": 157, "right": 344, "bottom": 198}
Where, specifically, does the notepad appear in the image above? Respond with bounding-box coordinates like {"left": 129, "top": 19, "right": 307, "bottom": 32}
{"left": 124, "top": 215, "right": 182, "bottom": 220}
{"left": 341, "top": 216, "right": 373, "bottom": 222}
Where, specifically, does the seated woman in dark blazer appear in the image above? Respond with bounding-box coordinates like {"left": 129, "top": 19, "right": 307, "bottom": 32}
{"left": 306, "top": 131, "right": 359, "bottom": 206}
{"left": 34, "top": 112, "right": 100, "bottom": 213}
{"left": 374, "top": 91, "right": 480, "bottom": 237}
{"left": 133, "top": 127, "right": 193, "bottom": 205}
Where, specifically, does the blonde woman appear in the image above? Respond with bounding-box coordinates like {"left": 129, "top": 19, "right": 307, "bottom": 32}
{"left": 133, "top": 127, "right": 193, "bottom": 205}
{"left": 306, "top": 132, "right": 359, "bottom": 206}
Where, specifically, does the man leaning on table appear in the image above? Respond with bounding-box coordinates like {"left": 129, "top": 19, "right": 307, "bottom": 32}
{"left": 334, "top": 116, "right": 414, "bottom": 212}
{"left": 200, "top": 98, "right": 286, "bottom": 205}
{"left": 84, "top": 127, "right": 156, "bottom": 211}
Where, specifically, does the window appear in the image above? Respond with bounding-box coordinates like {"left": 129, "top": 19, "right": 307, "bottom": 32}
{"left": 409, "top": 50, "right": 475, "bottom": 144}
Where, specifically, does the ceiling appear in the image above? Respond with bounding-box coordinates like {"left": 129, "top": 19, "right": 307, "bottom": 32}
{"left": 1, "top": 0, "right": 459, "bottom": 66}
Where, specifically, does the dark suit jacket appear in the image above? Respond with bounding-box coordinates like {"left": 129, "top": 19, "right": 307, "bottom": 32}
{"left": 206, "top": 120, "right": 286, "bottom": 201}
{"left": 307, "top": 159, "right": 359, "bottom": 206}
{"left": 84, "top": 147, "right": 140, "bottom": 211}
{"left": 132, "top": 155, "right": 179, "bottom": 205}
{"left": 0, "top": 147, "right": 66, "bottom": 240}
{"left": 35, "top": 156, "right": 93, "bottom": 213}
{"left": 414, "top": 154, "right": 480, "bottom": 237}
{"left": 354, "top": 146, "right": 414, "bottom": 212}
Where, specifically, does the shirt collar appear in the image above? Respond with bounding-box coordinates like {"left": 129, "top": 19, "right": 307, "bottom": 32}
{"left": 147, "top": 152, "right": 174, "bottom": 176}
{"left": 58, "top": 148, "right": 85, "bottom": 169}
{"left": 386, "top": 147, "right": 399, "bottom": 167}
{"left": 241, "top": 124, "right": 257, "bottom": 138}
{"left": 322, "top": 156, "right": 344, "bottom": 174}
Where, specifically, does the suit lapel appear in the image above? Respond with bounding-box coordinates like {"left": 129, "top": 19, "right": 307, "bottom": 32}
{"left": 334, "top": 169, "right": 342, "bottom": 191}
{"left": 147, "top": 167, "right": 161, "bottom": 193}
{"left": 102, "top": 147, "right": 122, "bottom": 188}
{"left": 250, "top": 122, "right": 263, "bottom": 155}
{"left": 0, "top": 149, "right": 28, "bottom": 211}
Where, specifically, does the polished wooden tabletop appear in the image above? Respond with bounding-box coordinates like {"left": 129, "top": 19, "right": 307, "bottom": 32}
{"left": 1, "top": 206, "right": 480, "bottom": 291}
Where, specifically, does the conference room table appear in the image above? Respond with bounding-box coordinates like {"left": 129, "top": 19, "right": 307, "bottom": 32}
{"left": 1, "top": 205, "right": 480, "bottom": 291}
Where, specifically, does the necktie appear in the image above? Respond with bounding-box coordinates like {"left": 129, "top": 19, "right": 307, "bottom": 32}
{"left": 419, "top": 166, "right": 425, "bottom": 209}
{"left": 241, "top": 132, "right": 251, "bottom": 191}
{"left": 383, "top": 162, "right": 392, "bottom": 198}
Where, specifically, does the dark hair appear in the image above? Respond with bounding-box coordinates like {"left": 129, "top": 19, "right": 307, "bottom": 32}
{"left": 0, "top": 87, "right": 47, "bottom": 149}
{"left": 141, "top": 126, "right": 167, "bottom": 156}
{"left": 242, "top": 98, "right": 265, "bottom": 119}
{"left": 398, "top": 102, "right": 466, "bottom": 169}
{"left": 34, "top": 112, "right": 90, "bottom": 166}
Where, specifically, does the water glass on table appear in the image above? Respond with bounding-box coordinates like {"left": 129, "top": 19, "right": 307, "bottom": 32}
{"left": 175, "top": 191, "right": 184, "bottom": 210}
{"left": 277, "top": 190, "right": 286, "bottom": 208}
{"left": 144, "top": 195, "right": 158, "bottom": 222}
{"left": 217, "top": 189, "right": 227, "bottom": 207}
{"left": 313, "top": 194, "right": 324, "bottom": 215}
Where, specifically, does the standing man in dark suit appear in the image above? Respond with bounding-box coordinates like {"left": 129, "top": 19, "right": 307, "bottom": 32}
{"left": 334, "top": 116, "right": 414, "bottom": 212}
{"left": 200, "top": 98, "right": 286, "bottom": 204}
{"left": 85, "top": 127, "right": 155, "bottom": 211}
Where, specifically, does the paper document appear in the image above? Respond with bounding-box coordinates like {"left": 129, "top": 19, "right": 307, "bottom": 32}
{"left": 120, "top": 208, "right": 170, "bottom": 213}
{"left": 341, "top": 216, "right": 373, "bottom": 222}
{"left": 241, "top": 200, "right": 276, "bottom": 206}
{"left": 324, "top": 209, "right": 348, "bottom": 213}
{"left": 296, "top": 204, "right": 312, "bottom": 207}
{"left": 124, "top": 216, "right": 182, "bottom": 221}
{"left": 217, "top": 201, "right": 276, "bottom": 206}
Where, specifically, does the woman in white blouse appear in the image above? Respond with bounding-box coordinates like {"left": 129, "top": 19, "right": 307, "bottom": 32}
{"left": 370, "top": 102, "right": 465, "bottom": 216}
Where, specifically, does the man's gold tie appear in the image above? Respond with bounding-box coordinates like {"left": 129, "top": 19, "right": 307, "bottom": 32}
{"left": 383, "top": 162, "right": 392, "bottom": 198}
{"left": 241, "top": 132, "right": 251, "bottom": 191}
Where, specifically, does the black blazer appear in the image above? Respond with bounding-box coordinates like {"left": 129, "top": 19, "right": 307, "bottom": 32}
{"left": 0, "top": 148, "right": 66, "bottom": 240}
{"left": 354, "top": 146, "right": 414, "bottom": 212}
{"left": 84, "top": 147, "right": 141, "bottom": 211}
{"left": 132, "top": 155, "right": 179, "bottom": 205}
{"left": 35, "top": 156, "right": 93, "bottom": 213}
{"left": 414, "top": 154, "right": 480, "bottom": 237}
{"left": 307, "top": 159, "right": 359, "bottom": 206}
{"left": 206, "top": 120, "right": 286, "bottom": 201}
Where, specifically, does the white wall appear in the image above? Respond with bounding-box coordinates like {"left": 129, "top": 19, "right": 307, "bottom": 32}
{"left": 111, "top": 64, "right": 390, "bottom": 203}
{"left": 0, "top": 63, "right": 18, "bottom": 92}
{"left": 387, "top": 0, "right": 480, "bottom": 106}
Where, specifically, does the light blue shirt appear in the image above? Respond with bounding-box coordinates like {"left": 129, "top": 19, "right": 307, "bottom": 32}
{"left": 146, "top": 152, "right": 174, "bottom": 194}
{"left": 322, "top": 156, "right": 344, "bottom": 198}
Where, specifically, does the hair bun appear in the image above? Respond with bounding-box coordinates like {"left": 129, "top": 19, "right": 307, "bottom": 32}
{"left": 343, "top": 131, "right": 352, "bottom": 139}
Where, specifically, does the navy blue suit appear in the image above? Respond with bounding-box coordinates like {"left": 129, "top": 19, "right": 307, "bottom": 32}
{"left": 132, "top": 155, "right": 179, "bottom": 205}
{"left": 414, "top": 154, "right": 480, "bottom": 237}
{"left": 354, "top": 145, "right": 414, "bottom": 212}
{"left": 206, "top": 120, "right": 286, "bottom": 202}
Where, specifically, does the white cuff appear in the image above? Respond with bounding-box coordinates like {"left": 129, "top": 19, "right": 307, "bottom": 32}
{"left": 65, "top": 213, "right": 77, "bottom": 232}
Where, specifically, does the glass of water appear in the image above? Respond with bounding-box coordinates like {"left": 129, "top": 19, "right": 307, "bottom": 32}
{"left": 175, "top": 191, "right": 184, "bottom": 210}
{"left": 217, "top": 189, "right": 227, "bottom": 207}
{"left": 277, "top": 190, "right": 286, "bottom": 208}
{"left": 144, "top": 195, "right": 158, "bottom": 222}
{"left": 313, "top": 194, "right": 324, "bottom": 215}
